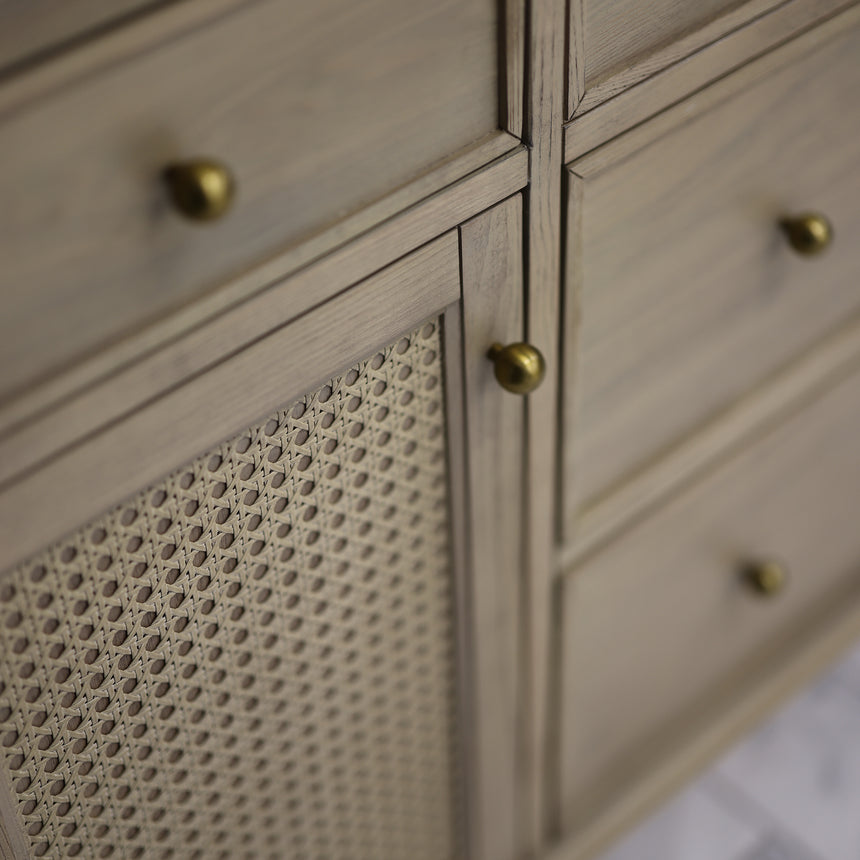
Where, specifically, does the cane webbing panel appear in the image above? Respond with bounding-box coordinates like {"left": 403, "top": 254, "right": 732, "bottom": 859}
{"left": 0, "top": 319, "right": 463, "bottom": 860}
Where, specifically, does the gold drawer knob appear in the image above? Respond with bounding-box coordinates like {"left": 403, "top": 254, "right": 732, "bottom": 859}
{"left": 488, "top": 342, "right": 546, "bottom": 394}
{"left": 163, "top": 158, "right": 235, "bottom": 221}
{"left": 742, "top": 559, "right": 789, "bottom": 598}
{"left": 780, "top": 213, "right": 833, "bottom": 256}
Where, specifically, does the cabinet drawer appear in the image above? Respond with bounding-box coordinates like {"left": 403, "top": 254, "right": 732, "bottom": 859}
{"left": 563, "top": 19, "right": 860, "bottom": 532}
{"left": 558, "top": 358, "right": 860, "bottom": 839}
{"left": 0, "top": 0, "right": 499, "bottom": 402}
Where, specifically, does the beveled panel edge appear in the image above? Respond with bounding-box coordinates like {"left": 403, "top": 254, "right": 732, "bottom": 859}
{"left": 0, "top": 232, "right": 461, "bottom": 573}
{"left": 0, "top": 0, "right": 250, "bottom": 119}
{"left": 0, "top": 139, "right": 527, "bottom": 444}
{"left": 521, "top": 0, "right": 568, "bottom": 853}
{"left": 502, "top": 0, "right": 527, "bottom": 137}
{"left": 1, "top": 0, "right": 526, "bottom": 137}
{"left": 459, "top": 195, "right": 525, "bottom": 860}
{"left": 559, "top": 308, "right": 860, "bottom": 571}
{"left": 564, "top": 0, "right": 860, "bottom": 162}
{"left": 567, "top": 0, "right": 783, "bottom": 121}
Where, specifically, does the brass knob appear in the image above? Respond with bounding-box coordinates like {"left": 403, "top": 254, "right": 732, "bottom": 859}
{"left": 163, "top": 158, "right": 235, "bottom": 221}
{"left": 488, "top": 342, "right": 546, "bottom": 394}
{"left": 742, "top": 559, "right": 788, "bottom": 598}
{"left": 780, "top": 213, "right": 833, "bottom": 256}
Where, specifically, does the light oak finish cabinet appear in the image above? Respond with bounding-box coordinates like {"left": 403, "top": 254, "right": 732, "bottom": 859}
{"left": 554, "top": 4, "right": 860, "bottom": 859}
{"left": 2, "top": 1, "right": 860, "bottom": 859}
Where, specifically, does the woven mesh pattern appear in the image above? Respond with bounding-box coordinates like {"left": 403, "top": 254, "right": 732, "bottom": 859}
{"left": 0, "top": 319, "right": 463, "bottom": 860}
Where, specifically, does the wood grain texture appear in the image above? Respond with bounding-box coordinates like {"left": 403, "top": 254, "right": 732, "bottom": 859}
{"left": 522, "top": 0, "right": 567, "bottom": 853}
{"left": 583, "top": 0, "right": 765, "bottom": 83}
{"left": 0, "top": 233, "right": 460, "bottom": 574}
{"left": 565, "top": 0, "right": 857, "bottom": 159}
{"left": 0, "top": 144, "right": 528, "bottom": 480}
{"left": 459, "top": 196, "right": 524, "bottom": 860}
{"left": 503, "top": 0, "right": 527, "bottom": 137}
{"left": 572, "top": 0, "right": 783, "bottom": 116}
{"left": 0, "top": 0, "right": 499, "bottom": 403}
{"left": 0, "top": 0, "right": 245, "bottom": 116}
{"left": 563, "top": 15, "right": 860, "bottom": 541}
{"left": 0, "top": 0, "right": 175, "bottom": 74}
{"left": 557, "top": 353, "right": 860, "bottom": 854}
{"left": 0, "top": 0, "right": 170, "bottom": 74}
{"left": 567, "top": 0, "right": 586, "bottom": 117}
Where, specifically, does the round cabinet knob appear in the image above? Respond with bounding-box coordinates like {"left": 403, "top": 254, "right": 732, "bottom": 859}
{"left": 163, "top": 158, "right": 235, "bottom": 222}
{"left": 742, "top": 559, "right": 789, "bottom": 598}
{"left": 780, "top": 212, "right": 833, "bottom": 256}
{"left": 487, "top": 342, "right": 546, "bottom": 395}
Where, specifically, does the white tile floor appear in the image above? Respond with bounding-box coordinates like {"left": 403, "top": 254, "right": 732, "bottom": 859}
{"left": 596, "top": 645, "right": 860, "bottom": 860}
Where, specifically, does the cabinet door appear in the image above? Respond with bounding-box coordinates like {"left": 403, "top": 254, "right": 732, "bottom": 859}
{"left": 0, "top": 197, "right": 525, "bottom": 860}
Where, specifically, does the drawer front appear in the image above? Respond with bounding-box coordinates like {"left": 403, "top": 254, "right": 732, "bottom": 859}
{"left": 0, "top": 197, "right": 528, "bottom": 860}
{"left": 0, "top": 1, "right": 169, "bottom": 72}
{"left": 563, "top": 19, "right": 860, "bottom": 528}
{"left": 559, "top": 359, "right": 860, "bottom": 835}
{"left": 0, "top": 0, "right": 499, "bottom": 401}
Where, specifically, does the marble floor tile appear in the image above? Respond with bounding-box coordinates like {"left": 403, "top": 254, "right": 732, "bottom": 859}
{"left": 593, "top": 643, "right": 860, "bottom": 860}
{"left": 595, "top": 778, "right": 762, "bottom": 860}
{"left": 713, "top": 648, "right": 860, "bottom": 860}
{"left": 733, "top": 834, "right": 824, "bottom": 860}
{"left": 822, "top": 643, "right": 860, "bottom": 695}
